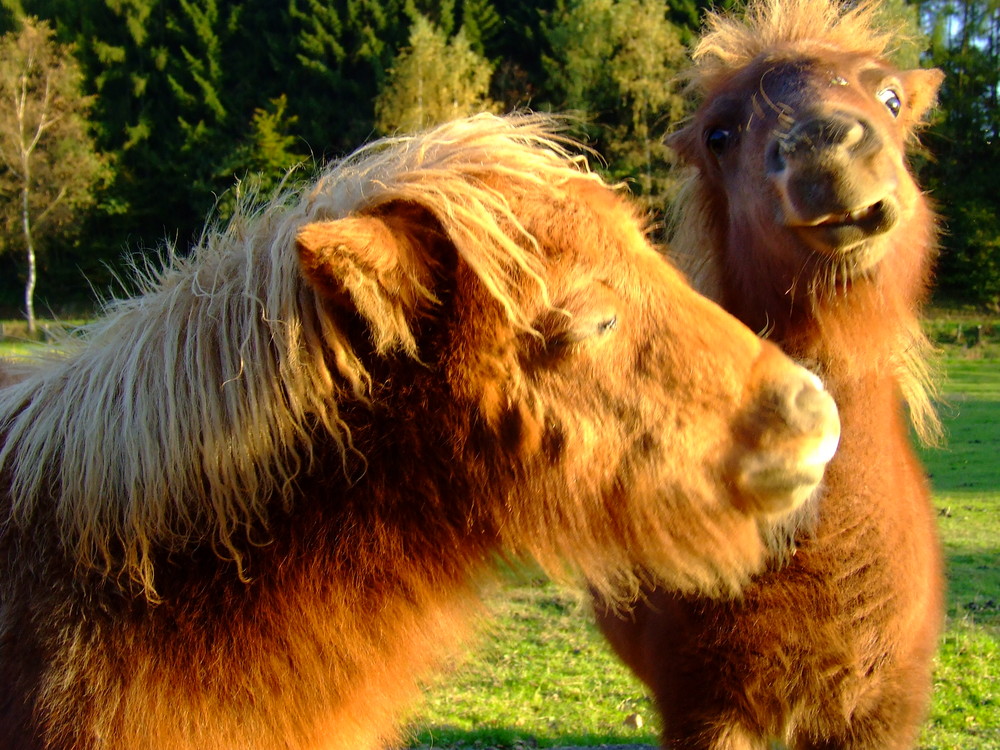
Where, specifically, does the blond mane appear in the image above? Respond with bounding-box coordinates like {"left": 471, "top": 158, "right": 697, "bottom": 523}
{"left": 689, "top": 0, "right": 897, "bottom": 92}
{"left": 0, "top": 113, "right": 599, "bottom": 594}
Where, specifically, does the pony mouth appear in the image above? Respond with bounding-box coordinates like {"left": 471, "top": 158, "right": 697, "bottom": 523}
{"left": 788, "top": 200, "right": 897, "bottom": 254}
{"left": 812, "top": 203, "right": 882, "bottom": 228}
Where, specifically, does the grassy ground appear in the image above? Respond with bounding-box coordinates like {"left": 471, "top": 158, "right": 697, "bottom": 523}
{"left": 2, "top": 314, "right": 998, "bottom": 749}
{"left": 914, "top": 341, "right": 1000, "bottom": 749}
{"left": 0, "top": 318, "right": 85, "bottom": 359}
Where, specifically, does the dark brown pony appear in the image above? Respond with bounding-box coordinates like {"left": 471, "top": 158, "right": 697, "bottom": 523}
{"left": 0, "top": 114, "right": 839, "bottom": 750}
{"left": 596, "top": 1, "right": 945, "bottom": 748}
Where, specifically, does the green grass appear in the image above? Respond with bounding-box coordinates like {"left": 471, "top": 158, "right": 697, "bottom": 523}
{"left": 924, "top": 306, "right": 1000, "bottom": 361}
{"left": 0, "top": 318, "right": 86, "bottom": 361}
{"left": 0, "top": 341, "right": 39, "bottom": 358}
{"left": 915, "top": 349, "right": 1000, "bottom": 749}
{"left": 408, "top": 578, "right": 659, "bottom": 749}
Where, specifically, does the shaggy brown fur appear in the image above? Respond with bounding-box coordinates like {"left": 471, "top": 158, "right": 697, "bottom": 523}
{"left": 0, "top": 114, "right": 839, "bottom": 750}
{"left": 596, "top": 2, "right": 945, "bottom": 748}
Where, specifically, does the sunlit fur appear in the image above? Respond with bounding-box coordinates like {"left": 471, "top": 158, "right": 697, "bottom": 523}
{"left": 0, "top": 116, "right": 602, "bottom": 597}
{"left": 596, "top": 1, "right": 946, "bottom": 747}
{"left": 1, "top": 113, "right": 839, "bottom": 749}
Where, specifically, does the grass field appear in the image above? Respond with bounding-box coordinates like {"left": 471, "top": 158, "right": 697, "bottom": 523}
{"left": 2, "top": 315, "right": 998, "bottom": 749}
{"left": 0, "top": 318, "right": 85, "bottom": 359}
{"left": 914, "top": 344, "right": 1000, "bottom": 749}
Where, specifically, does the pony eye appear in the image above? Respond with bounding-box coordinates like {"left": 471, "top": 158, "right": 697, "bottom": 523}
{"left": 877, "top": 88, "right": 902, "bottom": 117}
{"left": 529, "top": 308, "right": 618, "bottom": 360}
{"left": 569, "top": 312, "right": 618, "bottom": 343}
{"left": 596, "top": 315, "right": 618, "bottom": 335}
{"left": 706, "top": 128, "right": 731, "bottom": 156}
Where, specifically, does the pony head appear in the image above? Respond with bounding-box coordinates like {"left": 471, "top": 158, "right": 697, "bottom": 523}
{"left": 1, "top": 114, "right": 839, "bottom": 602}
{"left": 667, "top": 0, "right": 942, "bottom": 440}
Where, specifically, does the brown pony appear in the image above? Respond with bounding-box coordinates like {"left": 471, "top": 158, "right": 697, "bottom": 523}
{"left": 596, "top": 2, "right": 944, "bottom": 748}
{"left": 0, "top": 114, "right": 839, "bottom": 750}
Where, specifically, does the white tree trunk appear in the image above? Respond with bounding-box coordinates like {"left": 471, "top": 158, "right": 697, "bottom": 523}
{"left": 21, "top": 182, "right": 36, "bottom": 336}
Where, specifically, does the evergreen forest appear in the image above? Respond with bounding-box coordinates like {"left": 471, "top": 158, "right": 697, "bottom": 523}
{"left": 0, "top": 0, "right": 998, "bottom": 320}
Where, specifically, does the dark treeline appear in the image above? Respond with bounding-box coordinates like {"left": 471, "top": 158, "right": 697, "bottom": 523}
{"left": 0, "top": 0, "right": 997, "bottom": 316}
{"left": 919, "top": 0, "right": 1000, "bottom": 307}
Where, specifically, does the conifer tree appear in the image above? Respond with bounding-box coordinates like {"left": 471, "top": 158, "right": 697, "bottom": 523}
{"left": 166, "top": 0, "right": 238, "bottom": 164}
{"left": 374, "top": 14, "right": 497, "bottom": 135}
{"left": 920, "top": 0, "right": 1000, "bottom": 307}
{"left": 289, "top": 0, "right": 408, "bottom": 154}
{"left": 543, "top": 0, "right": 687, "bottom": 206}
{"left": 459, "top": 0, "right": 501, "bottom": 54}
{"left": 405, "top": 0, "right": 456, "bottom": 35}
{"left": 216, "top": 94, "right": 308, "bottom": 218}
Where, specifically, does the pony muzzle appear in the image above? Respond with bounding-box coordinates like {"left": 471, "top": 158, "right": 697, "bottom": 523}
{"left": 729, "top": 351, "right": 841, "bottom": 515}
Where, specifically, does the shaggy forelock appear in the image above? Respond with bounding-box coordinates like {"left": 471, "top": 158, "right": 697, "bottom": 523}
{"left": 690, "top": 0, "right": 897, "bottom": 92}
{"left": 0, "top": 113, "right": 598, "bottom": 595}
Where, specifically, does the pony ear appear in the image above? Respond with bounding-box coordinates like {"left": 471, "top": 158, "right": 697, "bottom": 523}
{"left": 295, "top": 211, "right": 439, "bottom": 357}
{"left": 901, "top": 67, "right": 945, "bottom": 126}
{"left": 664, "top": 125, "right": 700, "bottom": 165}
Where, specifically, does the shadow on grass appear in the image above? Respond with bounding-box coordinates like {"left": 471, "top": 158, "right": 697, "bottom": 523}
{"left": 406, "top": 726, "right": 657, "bottom": 750}
{"left": 920, "top": 397, "right": 1000, "bottom": 496}
{"left": 944, "top": 550, "right": 1000, "bottom": 628}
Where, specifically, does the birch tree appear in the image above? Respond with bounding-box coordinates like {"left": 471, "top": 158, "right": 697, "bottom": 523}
{"left": 0, "top": 18, "right": 104, "bottom": 333}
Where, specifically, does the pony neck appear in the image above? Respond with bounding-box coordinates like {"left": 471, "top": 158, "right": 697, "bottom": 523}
{"left": 727, "top": 234, "right": 939, "bottom": 446}
{"left": 780, "top": 282, "right": 919, "bottom": 376}
{"left": 727, "top": 221, "right": 933, "bottom": 375}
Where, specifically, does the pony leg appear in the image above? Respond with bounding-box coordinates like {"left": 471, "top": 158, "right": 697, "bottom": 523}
{"left": 657, "top": 700, "right": 774, "bottom": 750}
{"left": 791, "top": 704, "right": 929, "bottom": 750}
{"left": 790, "top": 666, "right": 934, "bottom": 750}
{"left": 661, "top": 719, "right": 770, "bottom": 750}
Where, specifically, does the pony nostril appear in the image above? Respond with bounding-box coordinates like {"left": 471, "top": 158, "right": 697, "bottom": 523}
{"left": 767, "top": 139, "right": 786, "bottom": 173}
{"left": 780, "top": 114, "right": 873, "bottom": 159}
{"left": 829, "top": 118, "right": 867, "bottom": 150}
